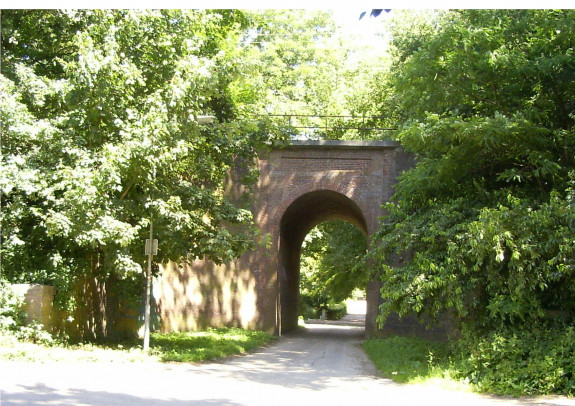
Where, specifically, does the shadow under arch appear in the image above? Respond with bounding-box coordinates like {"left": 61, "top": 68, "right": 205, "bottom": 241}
{"left": 278, "top": 189, "right": 368, "bottom": 334}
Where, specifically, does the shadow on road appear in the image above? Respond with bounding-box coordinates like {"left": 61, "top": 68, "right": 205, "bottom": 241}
{"left": 3, "top": 306, "right": 574, "bottom": 406}
{"left": 6, "top": 383, "right": 243, "bottom": 406}
{"left": 179, "top": 321, "right": 376, "bottom": 392}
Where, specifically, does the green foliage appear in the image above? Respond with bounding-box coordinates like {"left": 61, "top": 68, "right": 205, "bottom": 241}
{"left": 362, "top": 10, "right": 575, "bottom": 396}
{"left": 368, "top": 9, "right": 575, "bottom": 330}
{"left": 0, "top": 280, "right": 26, "bottom": 332}
{"left": 453, "top": 325, "right": 575, "bottom": 396}
{"left": 0, "top": 10, "right": 287, "bottom": 333}
{"left": 150, "top": 328, "right": 275, "bottom": 363}
{"left": 299, "top": 220, "right": 367, "bottom": 318}
{"left": 241, "top": 10, "right": 388, "bottom": 140}
{"left": 0, "top": 280, "right": 54, "bottom": 344}
{"left": 387, "top": 10, "right": 575, "bottom": 126}
{"left": 363, "top": 330, "right": 575, "bottom": 396}
{"left": 325, "top": 302, "right": 347, "bottom": 321}
{"left": 1, "top": 10, "right": 367, "bottom": 338}
{"left": 299, "top": 296, "right": 347, "bottom": 321}
{"left": 372, "top": 190, "right": 575, "bottom": 329}
{"left": 244, "top": 11, "right": 342, "bottom": 125}
{"left": 301, "top": 221, "right": 368, "bottom": 302}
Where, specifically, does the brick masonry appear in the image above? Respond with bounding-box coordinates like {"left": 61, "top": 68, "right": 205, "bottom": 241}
{"left": 11, "top": 284, "right": 56, "bottom": 331}
{"left": 158, "top": 140, "right": 425, "bottom": 337}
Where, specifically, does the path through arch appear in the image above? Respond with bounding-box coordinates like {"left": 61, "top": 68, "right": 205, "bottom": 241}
{"left": 279, "top": 190, "right": 368, "bottom": 333}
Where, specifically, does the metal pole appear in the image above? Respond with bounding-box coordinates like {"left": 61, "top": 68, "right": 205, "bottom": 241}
{"left": 143, "top": 219, "right": 153, "bottom": 351}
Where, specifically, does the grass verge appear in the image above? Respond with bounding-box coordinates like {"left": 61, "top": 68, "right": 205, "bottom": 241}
{"left": 150, "top": 328, "right": 276, "bottom": 362}
{"left": 362, "top": 336, "right": 471, "bottom": 392}
{"left": 0, "top": 327, "right": 276, "bottom": 364}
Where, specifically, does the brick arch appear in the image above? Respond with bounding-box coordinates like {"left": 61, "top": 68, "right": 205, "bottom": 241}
{"left": 158, "top": 140, "right": 415, "bottom": 337}
{"left": 277, "top": 189, "right": 369, "bottom": 333}
{"left": 279, "top": 188, "right": 368, "bottom": 241}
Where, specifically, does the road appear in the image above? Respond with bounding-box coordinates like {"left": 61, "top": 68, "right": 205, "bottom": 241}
{"left": 1, "top": 318, "right": 574, "bottom": 406}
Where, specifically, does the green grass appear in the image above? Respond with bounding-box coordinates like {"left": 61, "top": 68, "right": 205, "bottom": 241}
{"left": 0, "top": 327, "right": 276, "bottom": 363}
{"left": 149, "top": 328, "right": 276, "bottom": 362}
{"left": 362, "top": 336, "right": 472, "bottom": 392}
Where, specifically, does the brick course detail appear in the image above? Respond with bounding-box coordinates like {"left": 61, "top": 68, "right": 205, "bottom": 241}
{"left": 158, "top": 140, "right": 417, "bottom": 337}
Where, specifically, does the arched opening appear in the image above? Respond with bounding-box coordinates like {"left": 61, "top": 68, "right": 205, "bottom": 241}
{"left": 299, "top": 219, "right": 367, "bottom": 322}
{"left": 278, "top": 190, "right": 368, "bottom": 334}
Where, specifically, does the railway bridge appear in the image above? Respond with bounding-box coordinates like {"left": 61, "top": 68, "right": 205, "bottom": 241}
{"left": 157, "top": 140, "right": 436, "bottom": 337}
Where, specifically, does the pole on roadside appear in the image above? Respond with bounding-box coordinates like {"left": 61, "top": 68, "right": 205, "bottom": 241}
{"left": 143, "top": 219, "right": 157, "bottom": 352}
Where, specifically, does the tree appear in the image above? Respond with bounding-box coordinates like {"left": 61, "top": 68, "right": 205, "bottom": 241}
{"left": 1, "top": 10, "right": 283, "bottom": 339}
{"left": 365, "top": 10, "right": 575, "bottom": 330}
{"left": 240, "top": 10, "right": 382, "bottom": 140}
{"left": 300, "top": 220, "right": 367, "bottom": 315}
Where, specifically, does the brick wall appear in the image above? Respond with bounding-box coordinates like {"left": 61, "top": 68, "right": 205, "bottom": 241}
{"left": 158, "top": 140, "right": 416, "bottom": 336}
{"left": 11, "top": 284, "right": 56, "bottom": 331}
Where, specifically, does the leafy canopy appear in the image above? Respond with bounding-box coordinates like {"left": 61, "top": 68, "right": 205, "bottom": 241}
{"left": 365, "top": 10, "right": 575, "bottom": 330}
{"left": 1, "top": 10, "right": 281, "bottom": 307}
{"left": 1, "top": 10, "right": 372, "bottom": 336}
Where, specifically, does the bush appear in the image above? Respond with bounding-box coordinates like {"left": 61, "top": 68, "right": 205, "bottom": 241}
{"left": 326, "top": 302, "right": 347, "bottom": 320}
{"left": 453, "top": 324, "right": 575, "bottom": 396}
{"left": 0, "top": 280, "right": 26, "bottom": 330}
{"left": 298, "top": 292, "right": 347, "bottom": 320}
{"left": 363, "top": 324, "right": 575, "bottom": 397}
{"left": 299, "top": 303, "right": 318, "bottom": 320}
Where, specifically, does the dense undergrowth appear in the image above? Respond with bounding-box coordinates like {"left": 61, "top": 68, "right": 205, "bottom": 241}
{"left": 363, "top": 326, "right": 575, "bottom": 397}
{"left": 454, "top": 325, "right": 575, "bottom": 396}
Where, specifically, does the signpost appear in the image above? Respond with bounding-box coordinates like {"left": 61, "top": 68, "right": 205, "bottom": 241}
{"left": 143, "top": 221, "right": 157, "bottom": 352}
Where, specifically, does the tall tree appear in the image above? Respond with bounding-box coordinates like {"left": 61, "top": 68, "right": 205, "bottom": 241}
{"left": 1, "top": 10, "right": 282, "bottom": 338}
{"left": 239, "top": 10, "right": 373, "bottom": 139}
{"left": 366, "top": 10, "right": 575, "bottom": 330}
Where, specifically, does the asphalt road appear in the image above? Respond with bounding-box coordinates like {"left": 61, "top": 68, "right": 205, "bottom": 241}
{"left": 1, "top": 319, "right": 574, "bottom": 406}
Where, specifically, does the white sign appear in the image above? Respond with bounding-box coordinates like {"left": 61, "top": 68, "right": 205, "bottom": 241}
{"left": 145, "top": 239, "right": 158, "bottom": 256}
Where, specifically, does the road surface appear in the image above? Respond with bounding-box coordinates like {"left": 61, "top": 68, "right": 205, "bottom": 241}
{"left": 1, "top": 319, "right": 574, "bottom": 406}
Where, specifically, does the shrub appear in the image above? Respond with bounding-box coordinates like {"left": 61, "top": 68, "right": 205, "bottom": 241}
{"left": 0, "top": 279, "right": 26, "bottom": 331}
{"left": 453, "top": 324, "right": 575, "bottom": 396}
{"left": 298, "top": 292, "right": 347, "bottom": 320}
{"left": 326, "top": 302, "right": 347, "bottom": 320}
